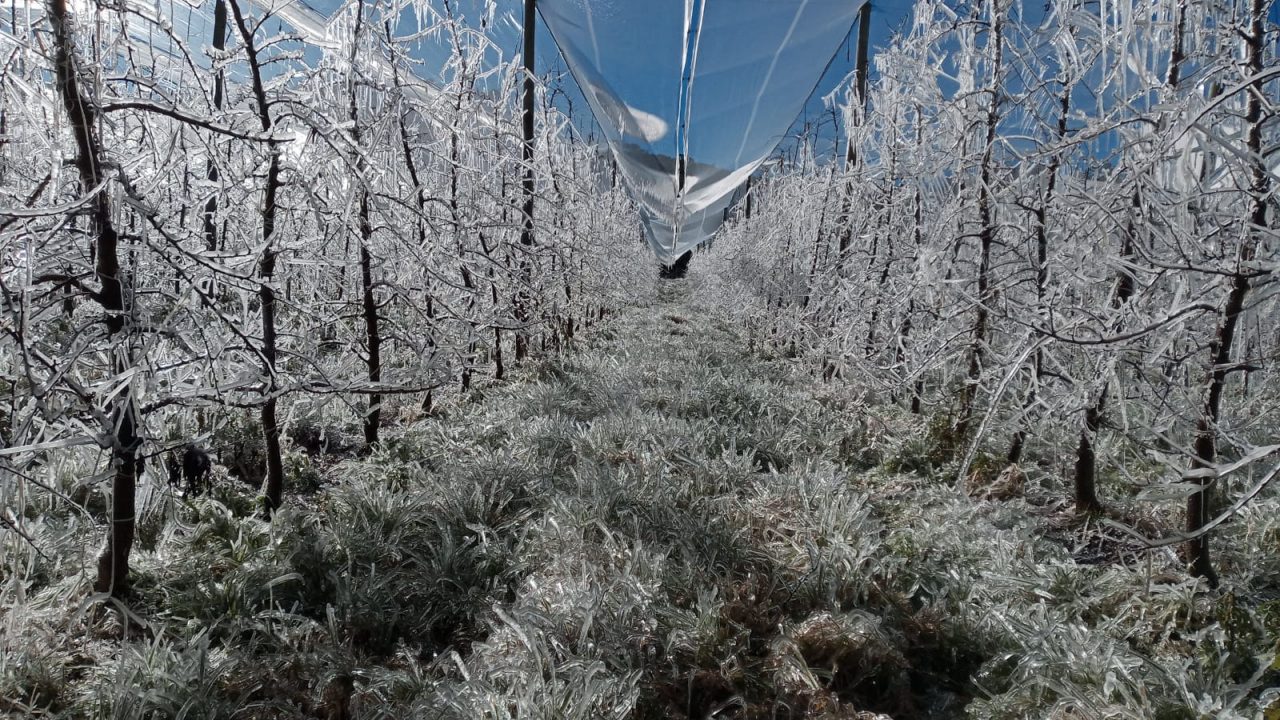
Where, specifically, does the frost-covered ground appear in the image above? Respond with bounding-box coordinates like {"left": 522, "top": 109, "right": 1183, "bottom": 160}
{"left": 2, "top": 279, "right": 1277, "bottom": 719}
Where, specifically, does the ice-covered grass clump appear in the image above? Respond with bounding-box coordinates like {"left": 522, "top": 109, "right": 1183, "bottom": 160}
{"left": 2, "top": 281, "right": 1276, "bottom": 719}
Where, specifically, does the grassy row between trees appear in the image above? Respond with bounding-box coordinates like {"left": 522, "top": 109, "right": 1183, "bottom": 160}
{"left": 3, "top": 283, "right": 1276, "bottom": 719}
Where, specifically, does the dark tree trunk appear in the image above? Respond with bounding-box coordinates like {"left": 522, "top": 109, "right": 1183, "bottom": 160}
{"left": 1070, "top": 218, "right": 1135, "bottom": 514}
{"left": 95, "top": 402, "right": 138, "bottom": 598}
{"left": 1008, "top": 80, "right": 1069, "bottom": 466}
{"left": 864, "top": 137, "right": 899, "bottom": 362}
{"left": 1072, "top": 398, "right": 1104, "bottom": 513}
{"left": 865, "top": 198, "right": 894, "bottom": 359}
{"left": 835, "top": 2, "right": 872, "bottom": 262}
{"left": 459, "top": 265, "right": 476, "bottom": 392}
{"left": 50, "top": 0, "right": 138, "bottom": 597}
{"left": 514, "top": 0, "right": 537, "bottom": 361}
{"left": 801, "top": 168, "right": 837, "bottom": 311}
{"left": 203, "top": 0, "right": 227, "bottom": 251}
{"left": 443, "top": 32, "right": 479, "bottom": 394}
{"left": 1186, "top": 0, "right": 1266, "bottom": 586}
{"left": 1069, "top": 0, "right": 1187, "bottom": 512}
{"left": 350, "top": 0, "right": 380, "bottom": 450}
{"left": 902, "top": 107, "right": 925, "bottom": 415}
{"left": 359, "top": 195, "right": 381, "bottom": 448}
{"left": 479, "top": 232, "right": 504, "bottom": 381}
{"left": 229, "top": 0, "right": 285, "bottom": 514}
{"left": 1188, "top": 249, "right": 1255, "bottom": 587}
{"left": 387, "top": 21, "right": 436, "bottom": 415}
{"left": 955, "top": 5, "right": 1002, "bottom": 447}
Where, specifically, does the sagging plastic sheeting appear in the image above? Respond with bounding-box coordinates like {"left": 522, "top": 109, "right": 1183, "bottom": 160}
{"left": 538, "top": 0, "right": 865, "bottom": 263}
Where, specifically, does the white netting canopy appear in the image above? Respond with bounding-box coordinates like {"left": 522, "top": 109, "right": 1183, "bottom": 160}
{"left": 538, "top": 0, "right": 866, "bottom": 262}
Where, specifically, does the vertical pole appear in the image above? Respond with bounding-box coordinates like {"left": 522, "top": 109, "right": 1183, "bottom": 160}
{"left": 837, "top": 1, "right": 871, "bottom": 258}
{"left": 844, "top": 1, "right": 872, "bottom": 169}
{"left": 516, "top": 0, "right": 536, "bottom": 360}
{"left": 203, "top": 0, "right": 227, "bottom": 251}
{"left": 521, "top": 0, "right": 536, "bottom": 246}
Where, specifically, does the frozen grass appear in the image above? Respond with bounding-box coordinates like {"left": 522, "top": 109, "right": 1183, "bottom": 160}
{"left": 2, "top": 278, "right": 1277, "bottom": 719}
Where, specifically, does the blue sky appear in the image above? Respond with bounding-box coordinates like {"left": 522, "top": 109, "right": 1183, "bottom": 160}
{"left": 43, "top": 0, "right": 1271, "bottom": 162}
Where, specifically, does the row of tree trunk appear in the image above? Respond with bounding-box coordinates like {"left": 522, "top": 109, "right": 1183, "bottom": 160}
{"left": 49, "top": 0, "right": 546, "bottom": 597}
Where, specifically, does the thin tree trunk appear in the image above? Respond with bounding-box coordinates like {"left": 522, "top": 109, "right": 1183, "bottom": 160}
{"left": 800, "top": 168, "right": 837, "bottom": 311}
{"left": 349, "top": 0, "right": 380, "bottom": 450}
{"left": 203, "top": 0, "right": 227, "bottom": 251}
{"left": 49, "top": 0, "right": 138, "bottom": 597}
{"left": 386, "top": 21, "right": 436, "bottom": 414}
{"left": 834, "top": 2, "right": 871, "bottom": 264}
{"left": 442, "top": 10, "right": 480, "bottom": 393}
{"left": 514, "top": 0, "right": 536, "bottom": 361}
{"left": 1069, "top": 0, "right": 1188, "bottom": 511}
{"left": 865, "top": 119, "right": 901, "bottom": 363}
{"left": 1008, "top": 79, "right": 1070, "bottom": 465}
{"left": 359, "top": 193, "right": 381, "bottom": 447}
{"left": 1072, "top": 400, "right": 1104, "bottom": 513}
{"left": 954, "top": 3, "right": 1002, "bottom": 447}
{"left": 479, "top": 233, "right": 504, "bottom": 381}
{"left": 901, "top": 105, "right": 925, "bottom": 414}
{"left": 1186, "top": 0, "right": 1266, "bottom": 586}
{"left": 865, "top": 166, "right": 895, "bottom": 360}
{"left": 1070, "top": 209, "right": 1135, "bottom": 514}
{"left": 450, "top": 108, "right": 478, "bottom": 392}
{"left": 229, "top": 0, "right": 285, "bottom": 514}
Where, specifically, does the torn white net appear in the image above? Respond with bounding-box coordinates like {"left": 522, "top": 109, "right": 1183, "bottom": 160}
{"left": 538, "top": 0, "right": 866, "bottom": 262}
